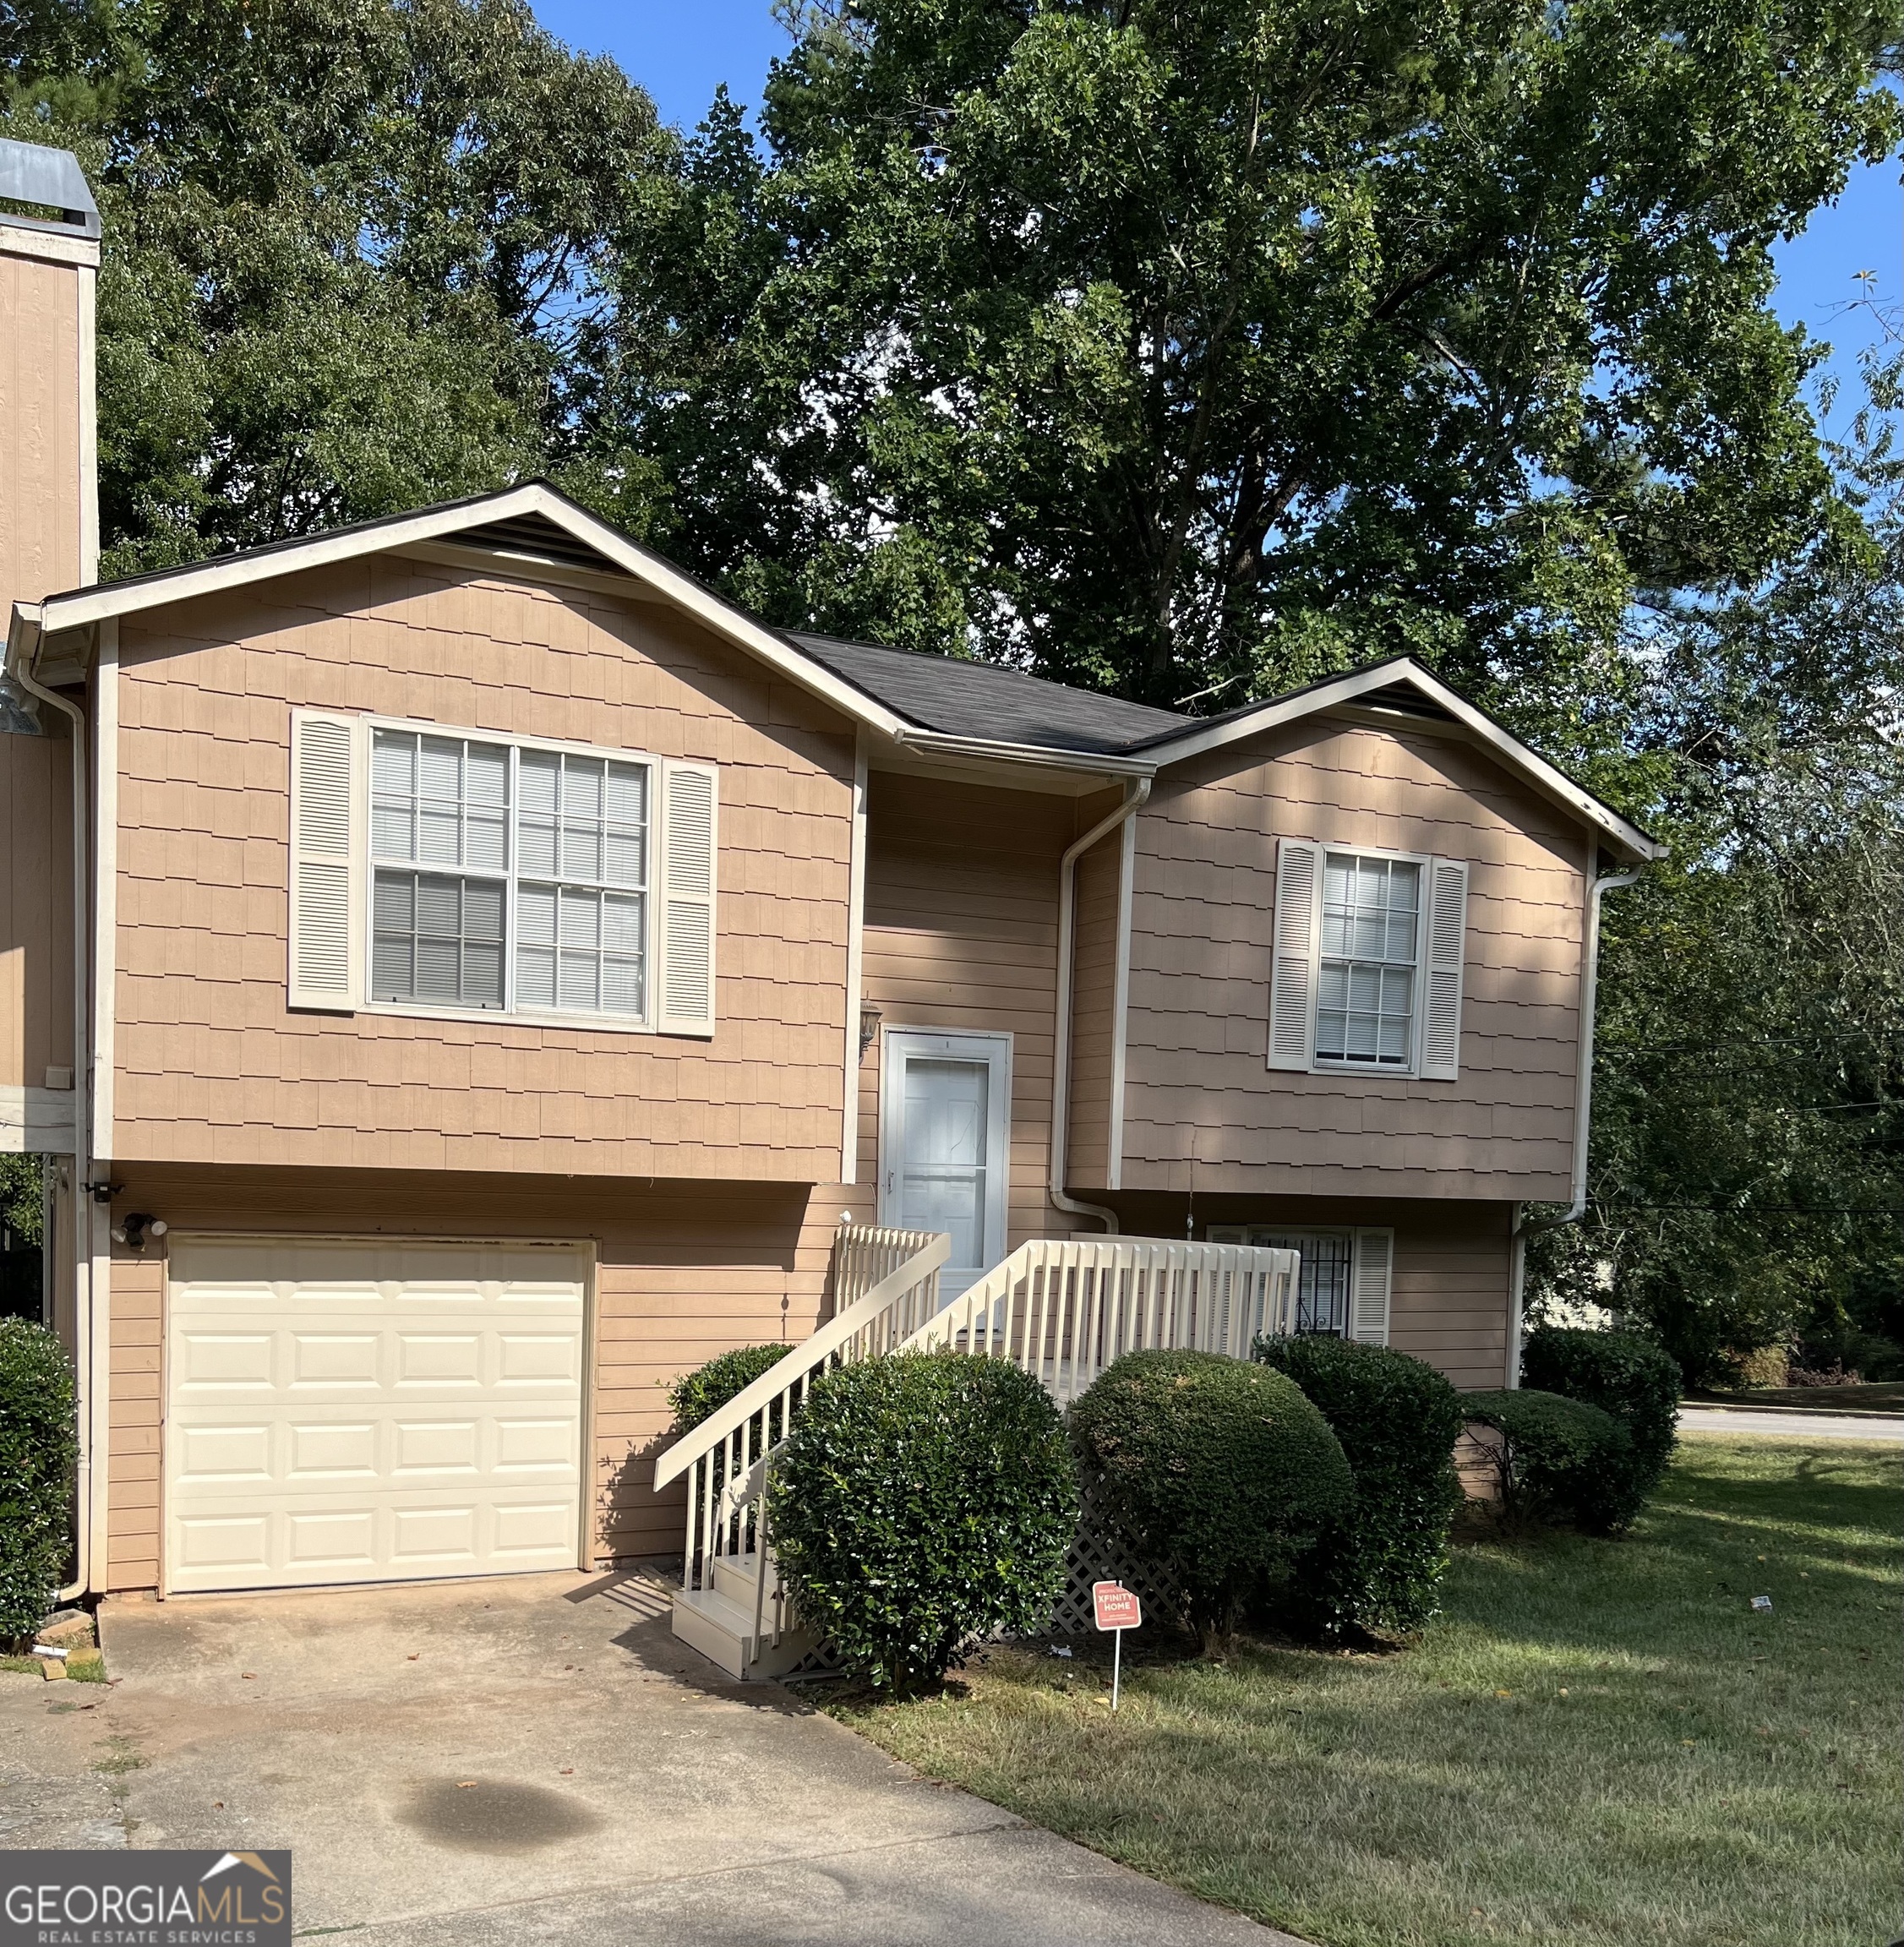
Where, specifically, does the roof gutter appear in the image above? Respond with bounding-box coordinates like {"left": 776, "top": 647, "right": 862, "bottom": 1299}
{"left": 1050, "top": 777, "right": 1152, "bottom": 1233}
{"left": 892, "top": 725, "right": 1158, "bottom": 781}
{"left": 6, "top": 604, "right": 95, "bottom": 1599}
{"left": 1506, "top": 862, "right": 1645, "bottom": 1383}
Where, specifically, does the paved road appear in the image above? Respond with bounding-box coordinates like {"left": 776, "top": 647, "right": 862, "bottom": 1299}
{"left": 1678, "top": 1406, "right": 1904, "bottom": 1444}
{"left": 0, "top": 1573, "right": 1304, "bottom": 1947}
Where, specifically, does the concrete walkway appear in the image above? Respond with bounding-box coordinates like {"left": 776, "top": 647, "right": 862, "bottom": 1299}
{"left": 1678, "top": 1406, "right": 1904, "bottom": 1444}
{"left": 0, "top": 1572, "right": 1302, "bottom": 1947}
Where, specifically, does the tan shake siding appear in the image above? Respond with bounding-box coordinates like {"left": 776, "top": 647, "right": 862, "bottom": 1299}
{"left": 1108, "top": 1192, "right": 1515, "bottom": 1390}
{"left": 1118, "top": 717, "right": 1586, "bottom": 1201}
{"left": 101, "top": 1164, "right": 867, "bottom": 1588}
{"left": 0, "top": 732, "right": 74, "bottom": 1087}
{"left": 0, "top": 243, "right": 85, "bottom": 623}
{"left": 111, "top": 557, "right": 856, "bottom": 1179}
{"left": 858, "top": 771, "right": 1100, "bottom": 1248}
{"left": 1066, "top": 826, "right": 1121, "bottom": 1189}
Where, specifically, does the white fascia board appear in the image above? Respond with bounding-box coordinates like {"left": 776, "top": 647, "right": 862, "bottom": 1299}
{"left": 4, "top": 605, "right": 43, "bottom": 679}
{"left": 0, "top": 222, "right": 100, "bottom": 270}
{"left": 1143, "top": 658, "right": 1664, "bottom": 863}
{"left": 32, "top": 484, "right": 914, "bottom": 742}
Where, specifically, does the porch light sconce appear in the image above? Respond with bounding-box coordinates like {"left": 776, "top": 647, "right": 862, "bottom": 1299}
{"left": 858, "top": 1006, "right": 883, "bottom": 1058}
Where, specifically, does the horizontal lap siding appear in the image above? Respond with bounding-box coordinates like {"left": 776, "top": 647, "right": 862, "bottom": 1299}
{"left": 1105, "top": 1190, "right": 1515, "bottom": 1390}
{"left": 112, "top": 558, "right": 855, "bottom": 1179}
{"left": 1390, "top": 1216, "right": 1515, "bottom": 1391}
{"left": 106, "top": 1254, "right": 163, "bottom": 1590}
{"left": 859, "top": 774, "right": 1110, "bottom": 1249}
{"left": 1121, "top": 719, "right": 1585, "bottom": 1201}
{"left": 1067, "top": 831, "right": 1120, "bottom": 1189}
{"left": 102, "top": 1164, "right": 865, "bottom": 1587}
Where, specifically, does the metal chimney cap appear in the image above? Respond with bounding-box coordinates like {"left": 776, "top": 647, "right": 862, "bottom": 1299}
{"left": 0, "top": 139, "right": 100, "bottom": 240}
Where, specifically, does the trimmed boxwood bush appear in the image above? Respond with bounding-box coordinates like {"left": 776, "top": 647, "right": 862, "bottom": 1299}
{"left": 1462, "top": 1388, "right": 1640, "bottom": 1533}
{"left": 667, "top": 1344, "right": 791, "bottom": 1435}
{"left": 1522, "top": 1326, "right": 1681, "bottom": 1501}
{"left": 0, "top": 1318, "right": 78, "bottom": 1640}
{"left": 1253, "top": 1335, "right": 1465, "bottom": 1639}
{"left": 768, "top": 1353, "right": 1078, "bottom": 1693}
{"left": 1069, "top": 1349, "right": 1352, "bottom": 1636}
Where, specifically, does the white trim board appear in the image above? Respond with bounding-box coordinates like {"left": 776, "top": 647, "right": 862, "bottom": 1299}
{"left": 0, "top": 1086, "right": 78, "bottom": 1153}
{"left": 1138, "top": 658, "right": 1661, "bottom": 863}
{"left": 18, "top": 485, "right": 1661, "bottom": 856}
{"left": 840, "top": 733, "right": 869, "bottom": 1184}
{"left": 1105, "top": 811, "right": 1137, "bottom": 1192}
{"left": 0, "top": 222, "right": 100, "bottom": 270}
{"left": 90, "top": 619, "right": 117, "bottom": 1160}
{"left": 30, "top": 483, "right": 914, "bottom": 744}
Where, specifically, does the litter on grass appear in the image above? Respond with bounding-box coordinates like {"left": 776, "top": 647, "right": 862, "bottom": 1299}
{"left": 1049, "top": 1646, "right": 1073, "bottom": 1659}
{"left": 1751, "top": 1595, "right": 1773, "bottom": 1612}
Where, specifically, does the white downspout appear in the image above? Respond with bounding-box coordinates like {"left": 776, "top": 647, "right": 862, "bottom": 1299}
{"left": 9, "top": 618, "right": 95, "bottom": 1598}
{"left": 1050, "top": 777, "right": 1152, "bottom": 1234}
{"left": 1507, "top": 862, "right": 1643, "bottom": 1383}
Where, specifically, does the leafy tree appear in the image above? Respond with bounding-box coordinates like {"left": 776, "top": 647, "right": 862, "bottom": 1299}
{"left": 0, "top": 1156, "right": 41, "bottom": 1250}
{"left": 2, "top": 0, "right": 668, "bottom": 575}
{"left": 608, "top": 0, "right": 1899, "bottom": 755}
{"left": 1530, "top": 323, "right": 1904, "bottom": 1383}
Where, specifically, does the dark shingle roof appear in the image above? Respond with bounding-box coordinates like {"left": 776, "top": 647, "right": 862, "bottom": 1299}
{"left": 787, "top": 632, "right": 1189, "bottom": 756}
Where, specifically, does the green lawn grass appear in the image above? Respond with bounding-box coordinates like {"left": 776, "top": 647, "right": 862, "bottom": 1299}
{"left": 837, "top": 1437, "right": 1900, "bottom": 1947}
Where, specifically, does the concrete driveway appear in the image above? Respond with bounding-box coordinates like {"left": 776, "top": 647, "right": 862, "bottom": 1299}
{"left": 0, "top": 1572, "right": 1301, "bottom": 1947}
{"left": 1678, "top": 1407, "right": 1904, "bottom": 1443}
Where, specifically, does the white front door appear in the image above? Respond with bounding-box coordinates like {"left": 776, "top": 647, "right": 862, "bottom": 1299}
{"left": 879, "top": 1030, "right": 1012, "bottom": 1301}
{"left": 165, "top": 1238, "right": 587, "bottom": 1594}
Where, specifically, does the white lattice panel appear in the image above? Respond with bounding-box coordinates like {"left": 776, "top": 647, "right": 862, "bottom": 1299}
{"left": 1043, "top": 1506, "right": 1185, "bottom": 1636}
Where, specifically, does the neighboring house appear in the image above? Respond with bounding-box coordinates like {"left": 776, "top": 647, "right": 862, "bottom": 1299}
{"left": 0, "top": 142, "right": 1659, "bottom": 1607}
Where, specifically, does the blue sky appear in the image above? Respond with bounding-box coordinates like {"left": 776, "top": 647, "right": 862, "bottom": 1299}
{"left": 538, "top": 0, "right": 1899, "bottom": 421}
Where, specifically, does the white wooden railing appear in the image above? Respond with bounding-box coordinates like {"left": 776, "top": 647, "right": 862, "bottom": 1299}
{"left": 827, "top": 1219, "right": 945, "bottom": 1315}
{"left": 899, "top": 1237, "right": 1301, "bottom": 1403}
{"left": 652, "top": 1228, "right": 1299, "bottom": 1672}
{"left": 652, "top": 1225, "right": 949, "bottom": 1607}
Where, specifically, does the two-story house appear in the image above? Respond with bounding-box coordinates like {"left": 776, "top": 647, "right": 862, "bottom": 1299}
{"left": 0, "top": 141, "right": 1657, "bottom": 1610}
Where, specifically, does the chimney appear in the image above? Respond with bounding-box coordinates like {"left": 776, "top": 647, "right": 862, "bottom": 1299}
{"left": 0, "top": 139, "right": 100, "bottom": 626}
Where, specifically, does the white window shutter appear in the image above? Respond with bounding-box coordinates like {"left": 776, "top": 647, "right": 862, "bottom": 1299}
{"left": 1420, "top": 857, "right": 1469, "bottom": 1081}
{"left": 1268, "top": 837, "right": 1322, "bottom": 1070}
{"left": 288, "top": 710, "right": 363, "bottom": 1012}
{"left": 658, "top": 760, "right": 718, "bottom": 1037}
{"left": 1350, "top": 1229, "right": 1394, "bottom": 1343}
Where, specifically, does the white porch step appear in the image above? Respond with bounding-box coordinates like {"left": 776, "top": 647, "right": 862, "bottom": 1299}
{"left": 669, "top": 1558, "right": 816, "bottom": 1681}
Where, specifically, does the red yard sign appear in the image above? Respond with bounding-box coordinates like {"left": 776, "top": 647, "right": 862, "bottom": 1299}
{"left": 1092, "top": 1581, "right": 1142, "bottom": 1632}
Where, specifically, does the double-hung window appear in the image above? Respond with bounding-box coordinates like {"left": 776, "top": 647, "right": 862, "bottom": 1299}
{"left": 368, "top": 728, "right": 651, "bottom": 1023}
{"left": 1268, "top": 838, "right": 1470, "bottom": 1080}
{"left": 1316, "top": 854, "right": 1420, "bottom": 1068}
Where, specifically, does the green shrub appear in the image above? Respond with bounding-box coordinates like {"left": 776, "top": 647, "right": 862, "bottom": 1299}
{"left": 768, "top": 1353, "right": 1078, "bottom": 1693}
{"left": 1521, "top": 1326, "right": 1681, "bottom": 1502}
{"left": 0, "top": 1318, "right": 77, "bottom": 1640}
{"left": 1461, "top": 1388, "right": 1641, "bottom": 1533}
{"left": 667, "top": 1344, "right": 790, "bottom": 1436}
{"left": 1253, "top": 1335, "right": 1465, "bottom": 1639}
{"left": 1069, "top": 1349, "right": 1353, "bottom": 1636}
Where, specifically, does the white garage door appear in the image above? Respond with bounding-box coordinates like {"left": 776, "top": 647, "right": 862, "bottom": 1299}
{"left": 165, "top": 1239, "right": 587, "bottom": 1595}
